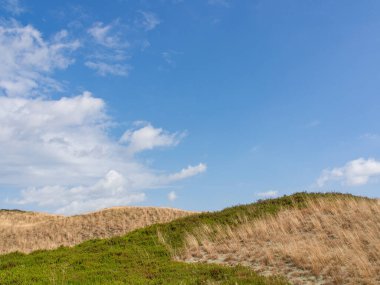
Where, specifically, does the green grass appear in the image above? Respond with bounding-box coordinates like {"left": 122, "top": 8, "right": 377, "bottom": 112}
{"left": 0, "top": 192, "right": 360, "bottom": 284}
{"left": 0, "top": 230, "right": 288, "bottom": 285}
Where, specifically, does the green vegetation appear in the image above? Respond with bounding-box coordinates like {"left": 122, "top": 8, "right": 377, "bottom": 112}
{"left": 0, "top": 192, "right": 358, "bottom": 284}
{"left": 0, "top": 230, "right": 287, "bottom": 285}
{"left": 158, "top": 192, "right": 359, "bottom": 249}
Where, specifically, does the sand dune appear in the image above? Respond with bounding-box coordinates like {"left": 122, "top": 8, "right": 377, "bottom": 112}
{"left": 0, "top": 207, "right": 195, "bottom": 254}
{"left": 179, "top": 198, "right": 380, "bottom": 285}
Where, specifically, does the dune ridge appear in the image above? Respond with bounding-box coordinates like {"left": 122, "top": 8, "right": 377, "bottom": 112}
{"left": 179, "top": 197, "right": 380, "bottom": 285}
{"left": 0, "top": 206, "right": 196, "bottom": 254}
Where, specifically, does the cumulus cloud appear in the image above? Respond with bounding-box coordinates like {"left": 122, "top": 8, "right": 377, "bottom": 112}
{"left": 0, "top": 91, "right": 112, "bottom": 188}
{"left": 317, "top": 158, "right": 380, "bottom": 187}
{"left": 120, "top": 123, "right": 185, "bottom": 154}
{"left": 15, "top": 170, "right": 146, "bottom": 215}
{"left": 1, "top": 92, "right": 206, "bottom": 213}
{"left": 0, "top": 20, "right": 206, "bottom": 214}
{"left": 168, "top": 191, "right": 177, "bottom": 202}
{"left": 256, "top": 191, "right": 278, "bottom": 198}
{"left": 0, "top": 21, "right": 79, "bottom": 96}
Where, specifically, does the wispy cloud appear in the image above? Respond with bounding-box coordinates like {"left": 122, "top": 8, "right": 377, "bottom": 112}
{"left": 0, "top": 21, "right": 79, "bottom": 96}
{"left": 1, "top": 0, "right": 25, "bottom": 15}
{"left": 85, "top": 61, "right": 130, "bottom": 76}
{"left": 138, "top": 11, "right": 161, "bottom": 31}
{"left": 317, "top": 158, "right": 380, "bottom": 187}
{"left": 85, "top": 11, "right": 161, "bottom": 77}
{"left": 161, "top": 50, "right": 183, "bottom": 68}
{"left": 86, "top": 21, "right": 132, "bottom": 77}
{"left": 162, "top": 51, "right": 175, "bottom": 66}
{"left": 88, "top": 21, "right": 128, "bottom": 49}
{"left": 168, "top": 163, "right": 207, "bottom": 181}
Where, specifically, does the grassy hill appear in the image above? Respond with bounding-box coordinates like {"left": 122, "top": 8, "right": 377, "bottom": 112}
{"left": 177, "top": 194, "right": 380, "bottom": 284}
{"left": 0, "top": 192, "right": 378, "bottom": 284}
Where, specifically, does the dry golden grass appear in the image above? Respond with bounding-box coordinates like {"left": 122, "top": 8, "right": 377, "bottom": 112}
{"left": 179, "top": 198, "right": 380, "bottom": 285}
{"left": 0, "top": 207, "right": 195, "bottom": 254}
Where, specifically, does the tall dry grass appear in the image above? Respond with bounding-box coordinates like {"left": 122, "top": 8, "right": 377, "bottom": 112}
{"left": 0, "top": 207, "right": 195, "bottom": 254}
{"left": 179, "top": 198, "right": 380, "bottom": 285}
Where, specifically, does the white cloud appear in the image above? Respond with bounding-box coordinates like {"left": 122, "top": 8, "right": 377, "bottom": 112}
{"left": 256, "top": 191, "right": 278, "bottom": 198}
{"left": 317, "top": 158, "right": 380, "bottom": 187}
{"left": 0, "top": 21, "right": 79, "bottom": 97}
{"left": 139, "top": 11, "right": 160, "bottom": 31}
{"left": 0, "top": 92, "right": 111, "bottom": 188}
{"left": 86, "top": 16, "right": 160, "bottom": 77}
{"left": 1, "top": 0, "right": 25, "bottom": 15}
{"left": 168, "top": 163, "right": 207, "bottom": 181}
{"left": 162, "top": 51, "right": 174, "bottom": 66}
{"left": 86, "top": 21, "right": 131, "bottom": 77}
{"left": 89, "top": 50, "right": 130, "bottom": 62}
{"left": 161, "top": 50, "right": 183, "bottom": 68}
{"left": 0, "top": 92, "right": 205, "bottom": 214}
{"left": 85, "top": 61, "right": 130, "bottom": 76}
{"left": 87, "top": 21, "right": 128, "bottom": 49}
{"left": 16, "top": 170, "right": 146, "bottom": 215}
{"left": 168, "top": 191, "right": 177, "bottom": 202}
{"left": 0, "top": 20, "right": 206, "bottom": 214}
{"left": 120, "top": 123, "right": 185, "bottom": 154}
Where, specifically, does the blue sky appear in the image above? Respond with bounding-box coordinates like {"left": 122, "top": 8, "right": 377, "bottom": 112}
{"left": 0, "top": 0, "right": 379, "bottom": 214}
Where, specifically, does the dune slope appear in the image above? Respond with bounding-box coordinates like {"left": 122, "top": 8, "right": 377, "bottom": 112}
{"left": 0, "top": 206, "right": 195, "bottom": 254}
{"left": 179, "top": 197, "right": 380, "bottom": 285}
{"left": 0, "top": 193, "right": 377, "bottom": 284}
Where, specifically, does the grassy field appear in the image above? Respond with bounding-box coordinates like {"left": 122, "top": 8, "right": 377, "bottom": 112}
{"left": 0, "top": 192, "right": 366, "bottom": 284}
